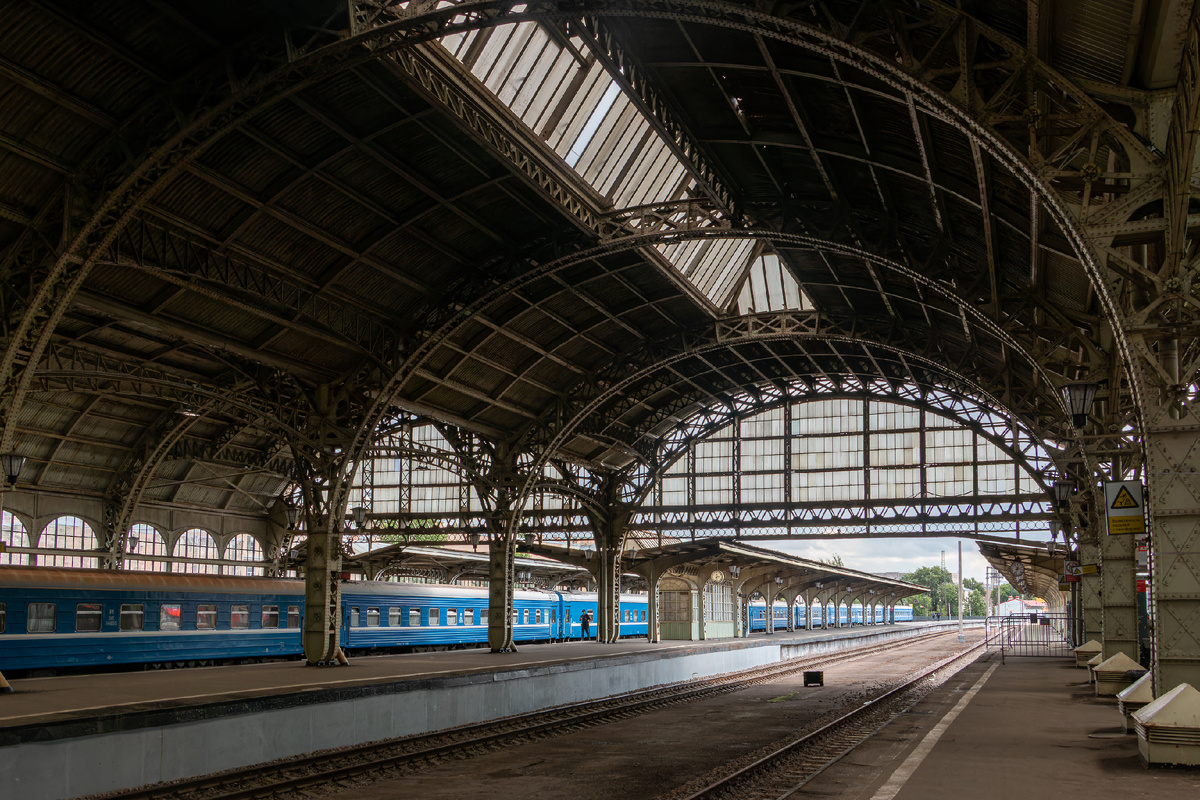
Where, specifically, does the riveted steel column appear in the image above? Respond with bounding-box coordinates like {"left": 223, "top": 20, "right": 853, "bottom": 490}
{"left": 1099, "top": 489, "right": 1140, "bottom": 661}
{"left": 1077, "top": 537, "right": 1104, "bottom": 642}
{"left": 1145, "top": 410, "right": 1200, "bottom": 693}
{"left": 487, "top": 532, "right": 515, "bottom": 652}
{"left": 303, "top": 522, "right": 341, "bottom": 664}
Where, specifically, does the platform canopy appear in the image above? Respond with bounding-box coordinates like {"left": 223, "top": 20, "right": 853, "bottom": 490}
{"left": 978, "top": 541, "right": 1067, "bottom": 601}
{"left": 527, "top": 536, "right": 926, "bottom": 599}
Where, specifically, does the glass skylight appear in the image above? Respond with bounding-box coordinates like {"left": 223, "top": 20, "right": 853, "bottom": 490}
{"left": 735, "top": 254, "right": 814, "bottom": 314}
{"left": 437, "top": 20, "right": 748, "bottom": 307}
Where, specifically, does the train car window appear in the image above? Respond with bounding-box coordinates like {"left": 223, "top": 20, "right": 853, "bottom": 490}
{"left": 75, "top": 603, "right": 102, "bottom": 632}
{"left": 512, "top": 609, "right": 518, "bottom": 624}
{"left": 120, "top": 604, "right": 145, "bottom": 631}
{"left": 349, "top": 607, "right": 359, "bottom": 627}
{"left": 287, "top": 606, "right": 300, "bottom": 628}
{"left": 446, "top": 608, "right": 456, "bottom": 625}
{"left": 409, "top": 608, "right": 420, "bottom": 627}
{"left": 464, "top": 608, "right": 474, "bottom": 625}
{"left": 230, "top": 604, "right": 250, "bottom": 629}
{"left": 0, "top": 602, "right": 5, "bottom": 632}
{"left": 640, "top": 610, "right": 645, "bottom": 622}
{"left": 366, "top": 607, "right": 380, "bottom": 627}
{"left": 197, "top": 604, "right": 217, "bottom": 630}
{"left": 261, "top": 605, "right": 279, "bottom": 629}
{"left": 28, "top": 602, "right": 57, "bottom": 633}
{"left": 160, "top": 604, "right": 182, "bottom": 631}
{"left": 429, "top": 608, "right": 440, "bottom": 626}
{"left": 388, "top": 607, "right": 401, "bottom": 626}
{"left": 534, "top": 609, "right": 541, "bottom": 624}
{"left": 551, "top": 609, "right": 556, "bottom": 624}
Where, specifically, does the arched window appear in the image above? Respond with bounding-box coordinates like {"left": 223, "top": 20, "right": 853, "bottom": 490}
{"left": 174, "top": 528, "right": 219, "bottom": 574}
{"left": 0, "top": 511, "right": 30, "bottom": 566}
{"left": 125, "top": 524, "right": 169, "bottom": 572}
{"left": 225, "top": 533, "right": 263, "bottom": 576}
{"left": 39, "top": 516, "right": 98, "bottom": 568}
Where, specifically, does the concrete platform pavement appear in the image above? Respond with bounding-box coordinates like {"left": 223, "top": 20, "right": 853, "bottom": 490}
{"left": 0, "top": 621, "right": 958, "bottom": 737}
{"left": 809, "top": 656, "right": 1200, "bottom": 800}
{"left": 0, "top": 621, "right": 963, "bottom": 800}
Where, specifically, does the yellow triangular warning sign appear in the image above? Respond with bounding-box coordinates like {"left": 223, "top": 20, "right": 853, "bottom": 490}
{"left": 1111, "top": 485, "right": 1139, "bottom": 509}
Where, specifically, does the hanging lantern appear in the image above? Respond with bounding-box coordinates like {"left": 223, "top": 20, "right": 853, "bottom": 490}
{"left": 0, "top": 453, "right": 25, "bottom": 486}
{"left": 1061, "top": 382, "right": 1099, "bottom": 428}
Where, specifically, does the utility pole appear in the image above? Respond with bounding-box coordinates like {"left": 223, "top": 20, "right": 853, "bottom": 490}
{"left": 957, "top": 541, "right": 965, "bottom": 642}
{"left": 940, "top": 550, "right": 946, "bottom": 619}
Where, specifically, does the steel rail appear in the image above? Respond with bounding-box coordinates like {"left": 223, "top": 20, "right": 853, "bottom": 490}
{"left": 678, "top": 638, "right": 989, "bottom": 800}
{"left": 98, "top": 629, "right": 958, "bottom": 800}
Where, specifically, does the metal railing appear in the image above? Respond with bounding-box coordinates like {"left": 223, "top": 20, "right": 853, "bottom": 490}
{"left": 985, "top": 613, "right": 1074, "bottom": 662}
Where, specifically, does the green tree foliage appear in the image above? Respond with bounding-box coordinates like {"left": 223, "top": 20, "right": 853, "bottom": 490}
{"left": 902, "top": 566, "right": 952, "bottom": 613}
{"left": 820, "top": 553, "right": 845, "bottom": 567}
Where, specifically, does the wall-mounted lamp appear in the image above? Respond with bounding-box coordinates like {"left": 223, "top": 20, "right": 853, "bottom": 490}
{"left": 127, "top": 535, "right": 139, "bottom": 551}
{"left": 1, "top": 453, "right": 25, "bottom": 487}
{"left": 284, "top": 505, "right": 299, "bottom": 530}
{"left": 729, "top": 564, "right": 741, "bottom": 578}
{"left": 1062, "top": 382, "right": 1099, "bottom": 429}
{"left": 524, "top": 532, "right": 534, "bottom": 546}
{"left": 469, "top": 532, "right": 480, "bottom": 551}
{"left": 774, "top": 576, "right": 783, "bottom": 586}
{"left": 351, "top": 506, "right": 367, "bottom": 529}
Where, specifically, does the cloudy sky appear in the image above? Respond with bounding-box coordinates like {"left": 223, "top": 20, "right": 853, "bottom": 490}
{"left": 766, "top": 535, "right": 1047, "bottom": 583}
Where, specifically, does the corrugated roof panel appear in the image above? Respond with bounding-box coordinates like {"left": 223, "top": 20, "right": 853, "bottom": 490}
{"left": 1053, "top": 0, "right": 1136, "bottom": 85}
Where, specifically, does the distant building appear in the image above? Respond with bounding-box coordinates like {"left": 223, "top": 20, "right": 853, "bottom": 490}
{"left": 996, "top": 598, "right": 1048, "bottom": 617}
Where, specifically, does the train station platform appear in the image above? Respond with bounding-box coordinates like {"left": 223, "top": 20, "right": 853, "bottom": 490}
{"left": 0, "top": 621, "right": 967, "bottom": 800}
{"left": 814, "top": 654, "right": 1200, "bottom": 800}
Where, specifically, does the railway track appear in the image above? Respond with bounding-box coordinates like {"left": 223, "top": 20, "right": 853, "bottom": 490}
{"left": 677, "top": 638, "right": 988, "bottom": 800}
{"left": 93, "top": 630, "right": 967, "bottom": 800}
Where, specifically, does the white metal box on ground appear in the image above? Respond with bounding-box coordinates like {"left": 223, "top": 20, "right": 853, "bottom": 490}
{"left": 1133, "top": 683, "right": 1200, "bottom": 766}
{"left": 1117, "top": 671, "right": 1153, "bottom": 733}
{"left": 1074, "top": 639, "right": 1102, "bottom": 668}
{"left": 1093, "top": 652, "right": 1146, "bottom": 697}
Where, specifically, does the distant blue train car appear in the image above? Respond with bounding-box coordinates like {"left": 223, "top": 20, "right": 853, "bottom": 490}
{"left": 0, "top": 567, "right": 652, "bottom": 673}
{"left": 748, "top": 601, "right": 913, "bottom": 631}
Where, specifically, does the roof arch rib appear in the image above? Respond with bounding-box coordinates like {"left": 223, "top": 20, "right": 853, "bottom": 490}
{"left": 504, "top": 309, "right": 1065, "bottom": 523}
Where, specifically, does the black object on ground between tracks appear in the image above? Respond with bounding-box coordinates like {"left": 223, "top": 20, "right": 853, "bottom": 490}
{"left": 804, "top": 671, "right": 824, "bottom": 686}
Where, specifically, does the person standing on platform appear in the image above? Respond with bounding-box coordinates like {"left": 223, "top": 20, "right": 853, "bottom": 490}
{"left": 581, "top": 610, "right": 591, "bottom": 639}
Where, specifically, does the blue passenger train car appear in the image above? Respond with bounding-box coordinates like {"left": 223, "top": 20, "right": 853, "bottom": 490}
{"left": 0, "top": 567, "right": 652, "bottom": 673}
{"left": 557, "top": 591, "right": 649, "bottom": 639}
{"left": 0, "top": 567, "right": 303, "bottom": 671}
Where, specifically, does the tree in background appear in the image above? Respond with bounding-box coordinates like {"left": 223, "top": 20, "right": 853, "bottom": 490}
{"left": 902, "top": 565, "right": 952, "bottom": 616}
{"left": 964, "top": 577, "right": 987, "bottom": 616}
{"left": 820, "top": 553, "right": 845, "bottom": 567}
